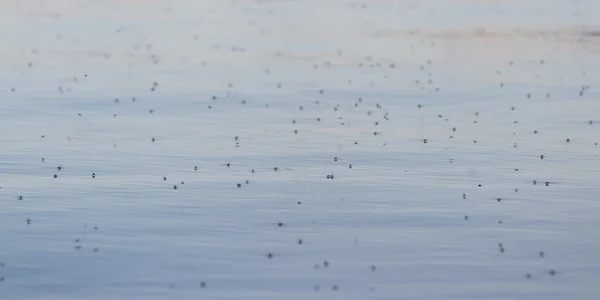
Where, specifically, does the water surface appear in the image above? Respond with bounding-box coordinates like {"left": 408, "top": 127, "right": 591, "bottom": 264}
{"left": 1, "top": 1, "right": 599, "bottom": 299}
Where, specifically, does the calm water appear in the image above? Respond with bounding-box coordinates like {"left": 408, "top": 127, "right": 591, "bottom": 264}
{"left": 1, "top": 1, "right": 600, "bottom": 299}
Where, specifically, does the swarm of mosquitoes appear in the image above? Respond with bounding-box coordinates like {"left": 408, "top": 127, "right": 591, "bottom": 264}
{"left": 1, "top": 2, "right": 597, "bottom": 297}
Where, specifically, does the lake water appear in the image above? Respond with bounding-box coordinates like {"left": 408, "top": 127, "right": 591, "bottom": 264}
{"left": 1, "top": 1, "right": 599, "bottom": 299}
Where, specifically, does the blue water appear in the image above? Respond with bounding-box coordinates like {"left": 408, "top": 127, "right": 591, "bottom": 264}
{"left": 1, "top": 1, "right": 600, "bottom": 299}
